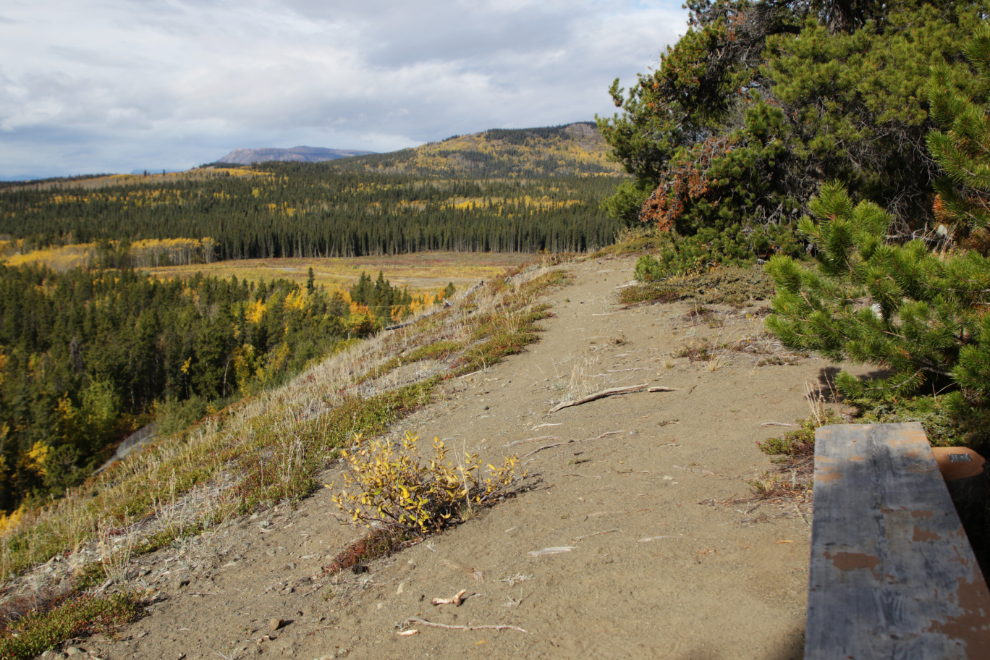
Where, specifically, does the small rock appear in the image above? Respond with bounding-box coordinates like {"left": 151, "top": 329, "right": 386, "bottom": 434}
{"left": 64, "top": 647, "right": 83, "bottom": 657}
{"left": 286, "top": 562, "right": 296, "bottom": 570}
{"left": 269, "top": 618, "right": 284, "bottom": 632}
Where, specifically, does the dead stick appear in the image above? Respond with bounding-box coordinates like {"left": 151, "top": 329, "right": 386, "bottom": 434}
{"left": 573, "top": 529, "right": 619, "bottom": 541}
{"left": 522, "top": 443, "right": 565, "bottom": 459}
{"left": 564, "top": 473, "right": 601, "bottom": 479}
{"left": 505, "top": 435, "right": 560, "bottom": 448}
{"left": 582, "top": 430, "right": 622, "bottom": 442}
{"left": 760, "top": 422, "right": 799, "bottom": 427}
{"left": 647, "top": 386, "right": 682, "bottom": 392}
{"left": 548, "top": 383, "right": 649, "bottom": 414}
{"left": 403, "top": 617, "right": 528, "bottom": 634}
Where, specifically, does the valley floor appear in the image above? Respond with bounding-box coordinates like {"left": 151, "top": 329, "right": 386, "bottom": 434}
{"left": 71, "top": 255, "right": 858, "bottom": 660}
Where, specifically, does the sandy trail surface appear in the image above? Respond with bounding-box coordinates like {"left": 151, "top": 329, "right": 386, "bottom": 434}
{"left": 80, "top": 255, "right": 856, "bottom": 660}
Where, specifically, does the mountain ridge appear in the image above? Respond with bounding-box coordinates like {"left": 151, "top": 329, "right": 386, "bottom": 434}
{"left": 323, "top": 121, "right": 622, "bottom": 178}
{"left": 217, "top": 146, "right": 375, "bottom": 165}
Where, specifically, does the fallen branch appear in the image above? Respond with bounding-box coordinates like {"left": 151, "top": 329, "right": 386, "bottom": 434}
{"left": 563, "top": 473, "right": 601, "bottom": 479}
{"left": 403, "top": 617, "right": 528, "bottom": 634}
{"left": 573, "top": 529, "right": 619, "bottom": 541}
{"left": 647, "top": 386, "right": 682, "bottom": 393}
{"left": 580, "top": 430, "right": 623, "bottom": 442}
{"left": 522, "top": 443, "right": 565, "bottom": 459}
{"left": 548, "top": 383, "right": 649, "bottom": 414}
{"left": 760, "top": 422, "right": 800, "bottom": 428}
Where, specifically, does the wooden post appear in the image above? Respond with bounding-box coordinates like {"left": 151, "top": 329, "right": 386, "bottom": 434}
{"left": 806, "top": 422, "right": 990, "bottom": 659}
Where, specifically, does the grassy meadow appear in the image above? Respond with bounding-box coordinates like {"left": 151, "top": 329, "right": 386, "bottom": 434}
{"left": 138, "top": 252, "right": 535, "bottom": 294}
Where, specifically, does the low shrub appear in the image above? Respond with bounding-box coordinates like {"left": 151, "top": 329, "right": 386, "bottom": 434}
{"left": 332, "top": 432, "right": 523, "bottom": 534}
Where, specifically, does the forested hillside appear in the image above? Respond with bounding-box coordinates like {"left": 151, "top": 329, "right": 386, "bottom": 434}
{"left": 0, "top": 122, "right": 623, "bottom": 262}
{"left": 327, "top": 122, "right": 622, "bottom": 178}
{"left": 0, "top": 173, "right": 621, "bottom": 260}
{"left": 0, "top": 262, "right": 425, "bottom": 512}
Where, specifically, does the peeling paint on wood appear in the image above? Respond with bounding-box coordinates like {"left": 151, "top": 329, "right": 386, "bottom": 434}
{"left": 806, "top": 422, "right": 990, "bottom": 659}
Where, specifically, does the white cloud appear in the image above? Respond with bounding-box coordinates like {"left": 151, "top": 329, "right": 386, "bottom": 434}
{"left": 0, "top": 0, "right": 687, "bottom": 178}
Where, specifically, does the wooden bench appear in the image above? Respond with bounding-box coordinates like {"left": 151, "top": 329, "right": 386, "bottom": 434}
{"left": 806, "top": 422, "right": 990, "bottom": 659}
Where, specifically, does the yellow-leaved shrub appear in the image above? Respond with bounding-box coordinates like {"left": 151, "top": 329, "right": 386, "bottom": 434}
{"left": 332, "top": 432, "right": 522, "bottom": 534}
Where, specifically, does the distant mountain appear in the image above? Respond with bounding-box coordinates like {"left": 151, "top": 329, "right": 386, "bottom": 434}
{"left": 323, "top": 122, "right": 623, "bottom": 178}
{"left": 216, "top": 146, "right": 375, "bottom": 165}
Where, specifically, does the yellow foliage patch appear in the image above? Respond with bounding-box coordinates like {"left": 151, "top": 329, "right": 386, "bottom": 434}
{"left": 332, "top": 432, "right": 522, "bottom": 533}
{"left": 26, "top": 441, "right": 50, "bottom": 477}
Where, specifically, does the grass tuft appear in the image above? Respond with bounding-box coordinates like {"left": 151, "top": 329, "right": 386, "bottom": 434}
{"left": 0, "top": 593, "right": 142, "bottom": 660}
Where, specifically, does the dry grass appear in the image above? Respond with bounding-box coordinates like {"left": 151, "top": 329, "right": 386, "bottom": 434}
{"left": 0, "top": 256, "right": 569, "bottom": 618}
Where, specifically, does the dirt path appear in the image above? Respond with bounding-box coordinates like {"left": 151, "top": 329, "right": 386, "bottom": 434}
{"left": 76, "top": 255, "right": 854, "bottom": 660}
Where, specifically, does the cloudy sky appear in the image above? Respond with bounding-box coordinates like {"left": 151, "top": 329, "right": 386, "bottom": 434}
{"left": 0, "top": 0, "right": 687, "bottom": 179}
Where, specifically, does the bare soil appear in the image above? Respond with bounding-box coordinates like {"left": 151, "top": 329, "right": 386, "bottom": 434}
{"left": 61, "top": 255, "right": 861, "bottom": 660}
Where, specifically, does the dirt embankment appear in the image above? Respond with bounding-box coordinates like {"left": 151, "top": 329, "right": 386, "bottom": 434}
{"left": 60, "top": 255, "right": 857, "bottom": 660}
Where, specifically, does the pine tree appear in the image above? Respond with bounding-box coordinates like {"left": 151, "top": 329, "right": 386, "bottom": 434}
{"left": 766, "top": 47, "right": 990, "bottom": 432}
{"left": 926, "top": 25, "right": 990, "bottom": 254}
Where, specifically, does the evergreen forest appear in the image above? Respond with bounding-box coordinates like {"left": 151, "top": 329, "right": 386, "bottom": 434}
{"left": 0, "top": 262, "right": 423, "bottom": 512}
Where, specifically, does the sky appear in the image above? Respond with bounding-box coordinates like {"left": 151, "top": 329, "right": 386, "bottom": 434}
{"left": 0, "top": 0, "right": 688, "bottom": 180}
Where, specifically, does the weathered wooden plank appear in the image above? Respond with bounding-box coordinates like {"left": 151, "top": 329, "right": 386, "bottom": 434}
{"left": 806, "top": 422, "right": 990, "bottom": 660}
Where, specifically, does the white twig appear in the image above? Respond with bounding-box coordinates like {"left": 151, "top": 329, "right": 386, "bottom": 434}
{"left": 637, "top": 535, "right": 682, "bottom": 543}
{"left": 580, "top": 431, "right": 622, "bottom": 442}
{"left": 403, "top": 617, "right": 528, "bottom": 634}
{"left": 505, "top": 435, "right": 560, "bottom": 447}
